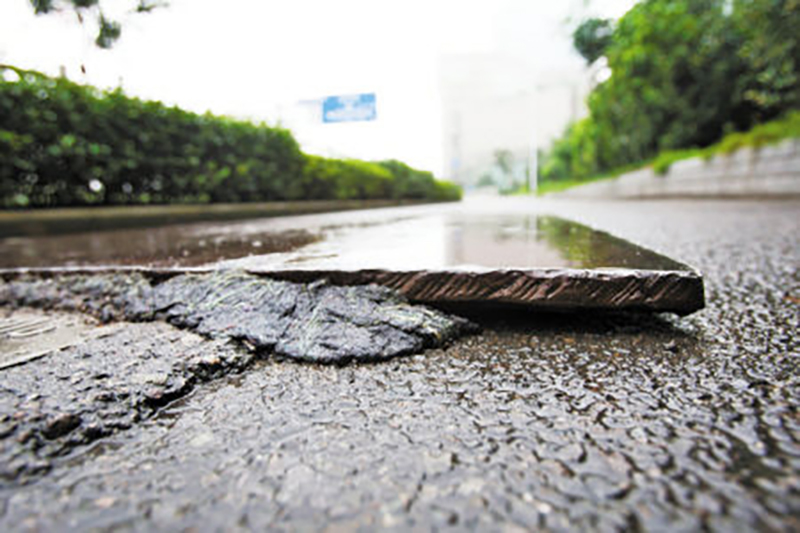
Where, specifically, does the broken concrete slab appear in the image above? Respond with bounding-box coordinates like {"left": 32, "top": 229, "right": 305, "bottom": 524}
{"left": 0, "top": 270, "right": 477, "bottom": 364}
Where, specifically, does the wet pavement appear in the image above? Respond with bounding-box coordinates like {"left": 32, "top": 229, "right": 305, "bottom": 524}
{"left": 0, "top": 203, "right": 687, "bottom": 271}
{"left": 0, "top": 198, "right": 798, "bottom": 531}
{"left": 0, "top": 320, "right": 250, "bottom": 484}
{"left": 0, "top": 223, "right": 320, "bottom": 268}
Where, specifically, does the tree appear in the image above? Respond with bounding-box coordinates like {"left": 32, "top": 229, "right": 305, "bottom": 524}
{"left": 28, "top": 1, "right": 165, "bottom": 48}
{"left": 588, "top": 0, "right": 746, "bottom": 167}
{"left": 542, "top": 0, "right": 800, "bottom": 182}
{"left": 572, "top": 18, "right": 614, "bottom": 65}
{"left": 732, "top": 0, "right": 800, "bottom": 124}
{"left": 477, "top": 173, "right": 495, "bottom": 187}
{"left": 493, "top": 149, "right": 514, "bottom": 175}
{"left": 493, "top": 149, "right": 516, "bottom": 190}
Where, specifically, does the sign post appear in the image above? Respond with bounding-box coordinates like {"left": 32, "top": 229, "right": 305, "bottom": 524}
{"left": 322, "top": 94, "right": 377, "bottom": 123}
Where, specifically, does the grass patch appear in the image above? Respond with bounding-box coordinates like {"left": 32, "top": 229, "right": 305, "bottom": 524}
{"left": 652, "top": 148, "right": 705, "bottom": 176}
{"left": 536, "top": 162, "right": 646, "bottom": 196}
{"left": 537, "top": 176, "right": 608, "bottom": 195}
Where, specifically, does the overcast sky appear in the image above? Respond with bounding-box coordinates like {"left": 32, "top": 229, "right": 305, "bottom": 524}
{"left": 0, "top": 0, "right": 637, "bottom": 175}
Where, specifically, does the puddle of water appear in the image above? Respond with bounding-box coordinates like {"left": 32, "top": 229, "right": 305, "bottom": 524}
{"left": 0, "top": 224, "right": 320, "bottom": 268}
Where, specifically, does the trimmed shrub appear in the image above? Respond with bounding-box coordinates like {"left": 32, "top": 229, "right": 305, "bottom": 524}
{"left": 0, "top": 65, "right": 460, "bottom": 208}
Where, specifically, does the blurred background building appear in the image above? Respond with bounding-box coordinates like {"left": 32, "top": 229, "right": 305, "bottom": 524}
{"left": 438, "top": 53, "right": 590, "bottom": 189}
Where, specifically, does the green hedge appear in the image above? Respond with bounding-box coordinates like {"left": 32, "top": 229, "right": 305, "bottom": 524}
{"left": 0, "top": 65, "right": 460, "bottom": 208}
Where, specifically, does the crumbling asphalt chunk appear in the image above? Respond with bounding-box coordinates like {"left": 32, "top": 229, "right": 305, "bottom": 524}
{"left": 0, "top": 271, "right": 475, "bottom": 485}
{"left": 0, "top": 270, "right": 477, "bottom": 363}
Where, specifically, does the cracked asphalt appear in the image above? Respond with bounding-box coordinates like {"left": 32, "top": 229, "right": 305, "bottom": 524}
{"left": 1, "top": 198, "right": 798, "bottom": 532}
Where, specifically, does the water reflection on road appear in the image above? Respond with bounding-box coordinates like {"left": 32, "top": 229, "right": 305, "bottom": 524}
{"left": 0, "top": 223, "right": 319, "bottom": 268}
{"left": 0, "top": 200, "right": 686, "bottom": 272}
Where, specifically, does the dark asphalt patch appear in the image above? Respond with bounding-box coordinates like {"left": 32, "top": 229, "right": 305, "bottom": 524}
{"left": 0, "top": 270, "right": 477, "bottom": 363}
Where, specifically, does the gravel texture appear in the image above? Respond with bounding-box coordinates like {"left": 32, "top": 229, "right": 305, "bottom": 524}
{"left": 0, "top": 322, "right": 250, "bottom": 486}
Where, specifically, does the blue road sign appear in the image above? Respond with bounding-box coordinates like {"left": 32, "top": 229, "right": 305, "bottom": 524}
{"left": 322, "top": 93, "right": 377, "bottom": 123}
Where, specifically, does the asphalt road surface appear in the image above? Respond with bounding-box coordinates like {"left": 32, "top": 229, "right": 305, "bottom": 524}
{"left": 1, "top": 198, "right": 798, "bottom": 532}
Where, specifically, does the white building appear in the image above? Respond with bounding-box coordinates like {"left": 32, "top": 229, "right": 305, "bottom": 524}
{"left": 438, "top": 51, "right": 592, "bottom": 189}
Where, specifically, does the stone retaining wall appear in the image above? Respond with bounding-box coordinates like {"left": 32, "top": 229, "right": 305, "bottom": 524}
{"left": 554, "top": 138, "right": 800, "bottom": 198}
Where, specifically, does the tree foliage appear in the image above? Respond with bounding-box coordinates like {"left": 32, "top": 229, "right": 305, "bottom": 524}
{"left": 493, "top": 149, "right": 514, "bottom": 176}
{"left": 0, "top": 65, "right": 460, "bottom": 208}
{"left": 572, "top": 18, "right": 614, "bottom": 65}
{"left": 28, "top": 0, "right": 164, "bottom": 48}
{"left": 542, "top": 0, "right": 800, "bottom": 183}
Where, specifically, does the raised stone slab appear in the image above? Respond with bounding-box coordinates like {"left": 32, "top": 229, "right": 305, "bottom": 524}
{"left": 264, "top": 267, "right": 703, "bottom": 315}
{"left": 218, "top": 214, "right": 705, "bottom": 315}
{"left": 0, "top": 214, "right": 704, "bottom": 315}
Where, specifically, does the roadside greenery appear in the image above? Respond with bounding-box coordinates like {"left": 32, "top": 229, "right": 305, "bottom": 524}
{"left": 536, "top": 110, "right": 800, "bottom": 195}
{"left": 540, "top": 0, "right": 800, "bottom": 187}
{"left": 652, "top": 110, "right": 800, "bottom": 174}
{"left": 0, "top": 65, "right": 460, "bottom": 208}
{"left": 536, "top": 171, "right": 619, "bottom": 196}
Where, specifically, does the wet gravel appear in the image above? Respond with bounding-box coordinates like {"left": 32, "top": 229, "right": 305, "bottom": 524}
{"left": 1, "top": 199, "right": 799, "bottom": 531}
